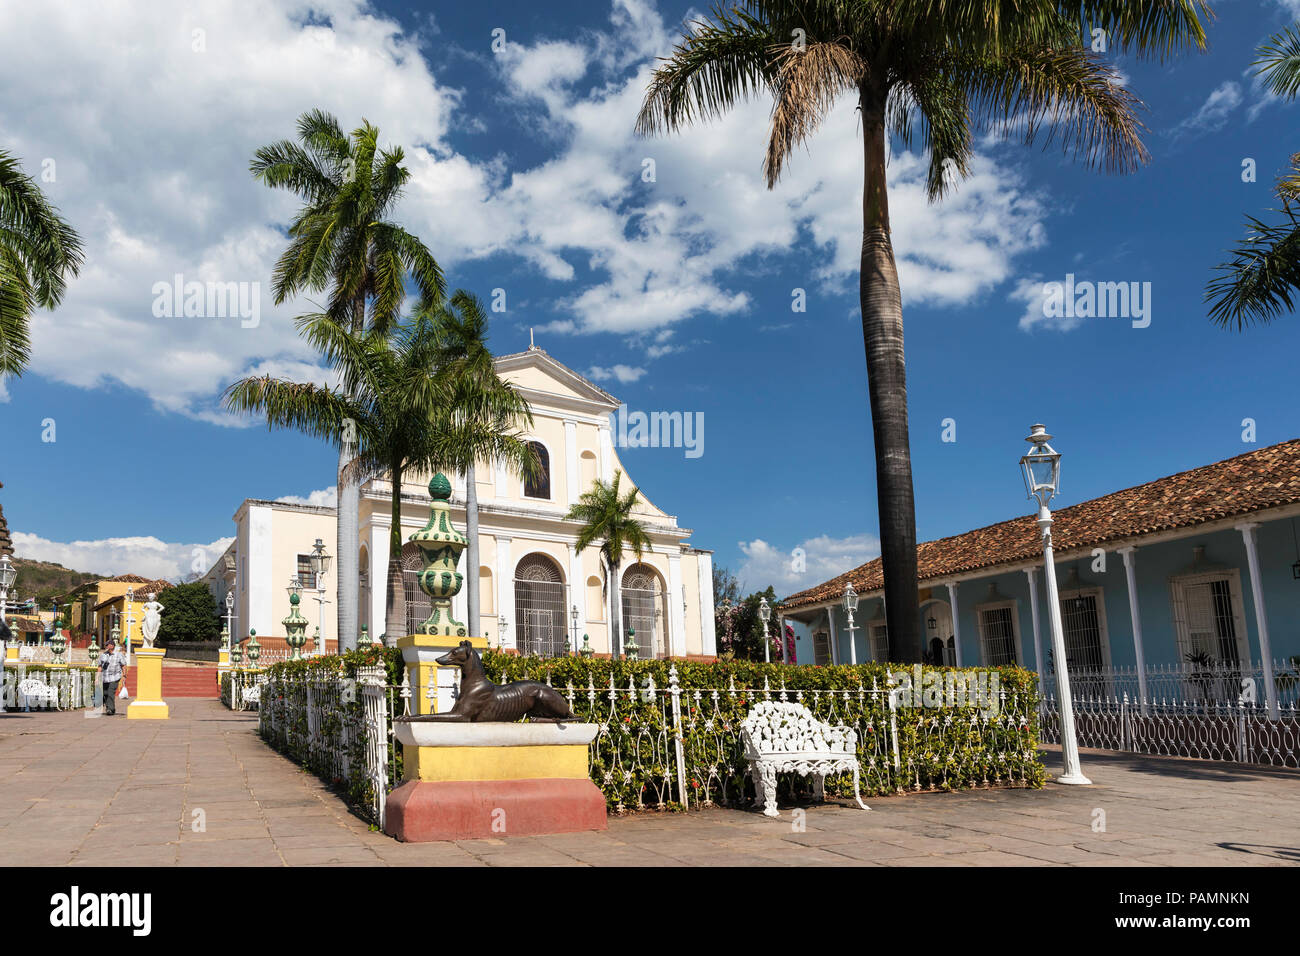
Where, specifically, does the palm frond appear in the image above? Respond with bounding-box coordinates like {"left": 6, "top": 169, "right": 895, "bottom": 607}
{"left": 1205, "top": 207, "right": 1300, "bottom": 329}
{"left": 1256, "top": 25, "right": 1300, "bottom": 101}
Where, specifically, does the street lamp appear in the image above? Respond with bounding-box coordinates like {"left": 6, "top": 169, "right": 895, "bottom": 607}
{"left": 497, "top": 616, "right": 508, "bottom": 651}
{"left": 224, "top": 590, "right": 236, "bottom": 658}
{"left": 843, "top": 582, "right": 860, "bottom": 665}
{"left": 124, "top": 586, "right": 135, "bottom": 668}
{"left": 570, "top": 604, "right": 579, "bottom": 657}
{"left": 1021, "top": 423, "right": 1091, "bottom": 786}
{"left": 758, "top": 596, "right": 772, "bottom": 663}
{"left": 309, "top": 538, "right": 332, "bottom": 655}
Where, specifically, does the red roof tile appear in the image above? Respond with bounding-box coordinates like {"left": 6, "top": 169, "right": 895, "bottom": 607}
{"left": 782, "top": 438, "right": 1300, "bottom": 610}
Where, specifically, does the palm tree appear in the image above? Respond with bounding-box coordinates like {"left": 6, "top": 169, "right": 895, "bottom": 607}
{"left": 566, "top": 470, "right": 652, "bottom": 658}
{"left": 423, "top": 291, "right": 540, "bottom": 644}
{"left": 636, "top": 1, "right": 1208, "bottom": 661}
{"left": 251, "top": 110, "right": 445, "bottom": 652}
{"left": 224, "top": 293, "right": 537, "bottom": 647}
{"left": 0, "top": 150, "right": 84, "bottom": 379}
{"left": 1206, "top": 25, "right": 1300, "bottom": 328}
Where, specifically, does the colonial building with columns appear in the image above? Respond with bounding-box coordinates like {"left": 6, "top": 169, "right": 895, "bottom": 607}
{"left": 781, "top": 439, "right": 1300, "bottom": 700}
{"left": 205, "top": 346, "right": 717, "bottom": 659}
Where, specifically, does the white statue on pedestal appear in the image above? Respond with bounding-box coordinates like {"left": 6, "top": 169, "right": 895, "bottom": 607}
{"left": 140, "top": 593, "right": 164, "bottom": 648}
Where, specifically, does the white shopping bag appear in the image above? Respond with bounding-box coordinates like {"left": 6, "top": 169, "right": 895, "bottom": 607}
{"left": 117, "top": 682, "right": 128, "bottom": 699}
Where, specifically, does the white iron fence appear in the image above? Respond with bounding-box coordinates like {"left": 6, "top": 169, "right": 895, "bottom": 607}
{"left": 247, "top": 663, "right": 1041, "bottom": 826}
{"left": 0, "top": 665, "right": 97, "bottom": 711}
{"left": 1058, "top": 658, "right": 1300, "bottom": 710}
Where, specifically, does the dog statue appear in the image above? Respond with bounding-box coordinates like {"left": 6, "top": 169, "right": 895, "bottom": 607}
{"left": 402, "top": 640, "right": 576, "bottom": 723}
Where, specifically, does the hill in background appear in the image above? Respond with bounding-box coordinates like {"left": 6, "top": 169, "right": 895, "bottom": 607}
{"left": 10, "top": 558, "right": 104, "bottom": 607}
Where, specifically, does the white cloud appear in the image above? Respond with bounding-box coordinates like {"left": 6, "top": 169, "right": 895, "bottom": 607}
{"left": 5, "top": 0, "right": 1051, "bottom": 416}
{"left": 276, "top": 488, "right": 339, "bottom": 508}
{"left": 1011, "top": 274, "right": 1084, "bottom": 333}
{"left": 587, "top": 364, "right": 647, "bottom": 383}
{"left": 11, "top": 531, "right": 235, "bottom": 581}
{"left": 1174, "top": 81, "right": 1242, "bottom": 137}
{"left": 736, "top": 533, "right": 881, "bottom": 595}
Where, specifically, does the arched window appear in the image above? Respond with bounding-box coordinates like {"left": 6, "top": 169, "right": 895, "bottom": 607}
{"left": 524, "top": 441, "right": 550, "bottom": 499}
{"left": 514, "top": 553, "right": 566, "bottom": 657}
{"left": 401, "top": 543, "right": 433, "bottom": 636}
{"left": 621, "top": 563, "right": 667, "bottom": 659}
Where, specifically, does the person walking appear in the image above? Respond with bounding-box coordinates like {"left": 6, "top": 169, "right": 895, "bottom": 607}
{"left": 99, "top": 639, "right": 127, "bottom": 715}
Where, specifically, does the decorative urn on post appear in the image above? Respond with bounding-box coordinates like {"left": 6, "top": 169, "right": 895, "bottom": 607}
{"left": 579, "top": 634, "right": 594, "bottom": 659}
{"left": 358, "top": 624, "right": 373, "bottom": 648}
{"left": 87, "top": 634, "right": 101, "bottom": 666}
{"left": 624, "top": 626, "right": 639, "bottom": 661}
{"left": 246, "top": 630, "right": 262, "bottom": 666}
{"left": 284, "top": 587, "right": 309, "bottom": 660}
{"left": 231, "top": 635, "right": 244, "bottom": 668}
{"left": 408, "top": 474, "right": 468, "bottom": 639}
{"left": 50, "top": 626, "right": 67, "bottom": 665}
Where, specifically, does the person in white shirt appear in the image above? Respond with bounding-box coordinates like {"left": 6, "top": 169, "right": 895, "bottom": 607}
{"left": 99, "top": 640, "right": 128, "bottom": 715}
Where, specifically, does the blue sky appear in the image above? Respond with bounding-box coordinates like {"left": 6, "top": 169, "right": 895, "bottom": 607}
{"left": 2, "top": 0, "right": 1299, "bottom": 597}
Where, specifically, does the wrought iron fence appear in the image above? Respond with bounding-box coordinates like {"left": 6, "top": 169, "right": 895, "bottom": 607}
{"left": 1041, "top": 692, "right": 1300, "bottom": 768}
{"left": 0, "top": 665, "right": 97, "bottom": 710}
{"left": 244, "top": 661, "right": 1041, "bottom": 825}
{"left": 1055, "top": 658, "right": 1300, "bottom": 710}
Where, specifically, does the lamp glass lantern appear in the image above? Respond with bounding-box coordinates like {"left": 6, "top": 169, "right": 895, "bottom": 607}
{"left": 0, "top": 554, "right": 16, "bottom": 593}
{"left": 758, "top": 596, "right": 771, "bottom": 625}
{"left": 309, "top": 538, "right": 332, "bottom": 579}
{"left": 843, "top": 582, "right": 859, "bottom": 615}
{"left": 1020, "top": 424, "right": 1061, "bottom": 507}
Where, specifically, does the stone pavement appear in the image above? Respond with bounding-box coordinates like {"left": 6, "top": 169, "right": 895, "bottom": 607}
{"left": 2, "top": 699, "right": 1297, "bottom": 866}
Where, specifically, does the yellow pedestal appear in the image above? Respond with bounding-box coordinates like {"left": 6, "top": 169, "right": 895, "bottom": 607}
{"left": 127, "top": 647, "right": 169, "bottom": 720}
{"left": 396, "top": 634, "right": 487, "bottom": 716}
{"left": 5, "top": 645, "right": 17, "bottom": 661}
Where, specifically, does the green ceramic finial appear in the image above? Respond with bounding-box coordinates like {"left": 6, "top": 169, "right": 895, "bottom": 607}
{"left": 290, "top": 591, "right": 300, "bottom": 606}
{"left": 428, "top": 473, "right": 452, "bottom": 501}
{"left": 409, "top": 472, "right": 468, "bottom": 638}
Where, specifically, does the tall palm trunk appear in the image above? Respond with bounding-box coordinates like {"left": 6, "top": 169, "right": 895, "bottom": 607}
{"left": 384, "top": 459, "right": 406, "bottom": 644}
{"left": 465, "top": 463, "right": 480, "bottom": 638}
{"left": 608, "top": 556, "right": 622, "bottom": 658}
{"left": 860, "top": 89, "right": 919, "bottom": 663}
{"left": 336, "top": 291, "right": 367, "bottom": 653}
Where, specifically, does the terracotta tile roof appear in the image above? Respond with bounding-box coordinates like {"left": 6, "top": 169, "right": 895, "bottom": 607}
{"left": 782, "top": 438, "right": 1300, "bottom": 611}
{"left": 92, "top": 579, "right": 173, "bottom": 611}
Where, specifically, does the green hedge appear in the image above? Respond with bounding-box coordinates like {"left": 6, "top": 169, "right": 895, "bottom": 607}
{"left": 250, "top": 648, "right": 1045, "bottom": 819}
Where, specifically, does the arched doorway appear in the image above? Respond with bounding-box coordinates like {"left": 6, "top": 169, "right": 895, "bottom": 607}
{"left": 621, "top": 563, "right": 667, "bottom": 659}
{"left": 514, "top": 553, "right": 567, "bottom": 657}
{"left": 401, "top": 542, "right": 433, "bottom": 635}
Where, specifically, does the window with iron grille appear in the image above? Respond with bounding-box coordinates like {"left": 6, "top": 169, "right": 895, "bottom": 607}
{"left": 514, "top": 553, "right": 567, "bottom": 657}
{"left": 296, "top": 555, "right": 318, "bottom": 591}
{"left": 621, "top": 563, "right": 666, "bottom": 658}
{"left": 523, "top": 442, "right": 551, "bottom": 499}
{"left": 1059, "top": 589, "right": 1107, "bottom": 671}
{"left": 869, "top": 622, "right": 889, "bottom": 662}
{"left": 812, "top": 629, "right": 831, "bottom": 666}
{"left": 1172, "top": 571, "right": 1246, "bottom": 665}
{"left": 977, "top": 604, "right": 1018, "bottom": 666}
{"left": 400, "top": 543, "right": 433, "bottom": 636}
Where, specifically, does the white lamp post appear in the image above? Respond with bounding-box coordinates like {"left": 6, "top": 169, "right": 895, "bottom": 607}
{"left": 124, "top": 586, "right": 135, "bottom": 668}
{"left": 758, "top": 596, "right": 772, "bottom": 662}
{"left": 569, "top": 604, "right": 579, "bottom": 656}
{"left": 497, "top": 616, "right": 508, "bottom": 651}
{"left": 844, "top": 582, "right": 860, "bottom": 665}
{"left": 309, "top": 538, "right": 332, "bottom": 655}
{"left": 224, "top": 589, "right": 236, "bottom": 657}
{"left": 1021, "top": 423, "right": 1091, "bottom": 785}
{"left": 0, "top": 554, "right": 15, "bottom": 712}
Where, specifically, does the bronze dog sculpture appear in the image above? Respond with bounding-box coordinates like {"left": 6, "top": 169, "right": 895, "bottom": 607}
{"left": 403, "top": 640, "right": 576, "bottom": 723}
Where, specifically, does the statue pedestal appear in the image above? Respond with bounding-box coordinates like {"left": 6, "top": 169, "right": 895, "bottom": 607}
{"left": 5, "top": 645, "right": 17, "bottom": 661}
{"left": 127, "top": 647, "right": 169, "bottom": 720}
{"left": 384, "top": 721, "right": 607, "bottom": 843}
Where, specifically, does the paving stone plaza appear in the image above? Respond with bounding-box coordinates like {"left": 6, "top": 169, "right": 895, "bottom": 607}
{"left": 2, "top": 700, "right": 1296, "bottom": 867}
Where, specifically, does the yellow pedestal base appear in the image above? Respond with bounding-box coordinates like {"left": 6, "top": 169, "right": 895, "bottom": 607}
{"left": 127, "top": 647, "right": 169, "bottom": 720}
{"left": 5, "top": 645, "right": 18, "bottom": 661}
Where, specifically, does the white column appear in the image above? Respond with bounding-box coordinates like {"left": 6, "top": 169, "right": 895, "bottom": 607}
{"left": 1237, "top": 523, "right": 1279, "bottom": 719}
{"left": 826, "top": 606, "right": 839, "bottom": 665}
{"left": 496, "top": 536, "right": 514, "bottom": 651}
{"left": 368, "top": 518, "right": 390, "bottom": 645}
{"left": 945, "top": 582, "right": 964, "bottom": 667}
{"left": 247, "top": 504, "right": 274, "bottom": 637}
{"left": 668, "top": 554, "right": 685, "bottom": 659}
{"left": 1116, "top": 547, "right": 1149, "bottom": 710}
{"left": 564, "top": 419, "right": 579, "bottom": 506}
{"left": 1024, "top": 568, "right": 1044, "bottom": 679}
{"left": 697, "top": 552, "right": 716, "bottom": 657}
{"left": 1040, "top": 504, "right": 1090, "bottom": 785}
{"left": 567, "top": 543, "right": 585, "bottom": 651}
{"left": 598, "top": 423, "right": 614, "bottom": 483}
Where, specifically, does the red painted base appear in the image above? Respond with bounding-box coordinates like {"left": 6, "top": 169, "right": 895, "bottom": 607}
{"left": 383, "top": 778, "right": 608, "bottom": 843}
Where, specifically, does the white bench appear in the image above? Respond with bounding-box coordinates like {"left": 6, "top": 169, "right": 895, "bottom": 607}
{"left": 740, "top": 701, "right": 870, "bottom": 817}
{"left": 17, "top": 677, "right": 59, "bottom": 711}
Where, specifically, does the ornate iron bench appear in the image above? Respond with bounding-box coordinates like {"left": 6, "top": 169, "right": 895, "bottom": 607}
{"left": 17, "top": 677, "right": 59, "bottom": 711}
{"left": 740, "top": 701, "right": 870, "bottom": 817}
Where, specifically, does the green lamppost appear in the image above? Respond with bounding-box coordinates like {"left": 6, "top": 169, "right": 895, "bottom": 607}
{"left": 283, "top": 579, "right": 308, "bottom": 661}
